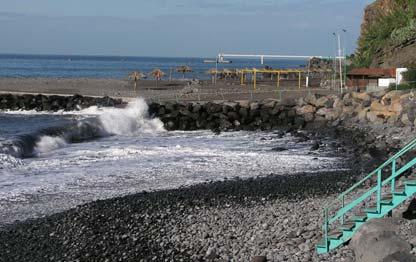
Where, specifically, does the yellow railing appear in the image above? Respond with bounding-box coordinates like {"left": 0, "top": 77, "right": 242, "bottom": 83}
{"left": 239, "top": 69, "right": 303, "bottom": 90}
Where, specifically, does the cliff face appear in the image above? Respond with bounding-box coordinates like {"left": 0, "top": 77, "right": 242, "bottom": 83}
{"left": 361, "top": 0, "right": 396, "bottom": 33}
{"left": 356, "top": 0, "right": 416, "bottom": 68}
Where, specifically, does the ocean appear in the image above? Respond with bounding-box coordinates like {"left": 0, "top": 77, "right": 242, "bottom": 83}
{"left": 0, "top": 99, "right": 346, "bottom": 225}
{"left": 0, "top": 54, "right": 306, "bottom": 80}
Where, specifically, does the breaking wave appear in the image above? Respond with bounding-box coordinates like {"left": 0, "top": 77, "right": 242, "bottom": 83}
{"left": 0, "top": 98, "right": 164, "bottom": 158}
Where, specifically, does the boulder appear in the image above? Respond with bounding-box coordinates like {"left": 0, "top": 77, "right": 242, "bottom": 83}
{"left": 367, "top": 111, "right": 386, "bottom": 124}
{"left": 342, "top": 106, "right": 355, "bottom": 115}
{"left": 296, "top": 105, "right": 316, "bottom": 115}
{"left": 370, "top": 90, "right": 387, "bottom": 99}
{"left": 239, "top": 100, "right": 250, "bottom": 108}
{"left": 401, "top": 114, "right": 413, "bottom": 126}
{"left": 304, "top": 93, "right": 317, "bottom": 106}
{"left": 205, "top": 102, "right": 222, "bottom": 114}
{"left": 315, "top": 96, "right": 333, "bottom": 108}
{"left": 382, "top": 251, "right": 416, "bottom": 262}
{"left": 261, "top": 100, "right": 277, "bottom": 110}
{"left": 333, "top": 97, "right": 344, "bottom": 109}
{"left": 381, "top": 91, "right": 404, "bottom": 106}
{"left": 351, "top": 218, "right": 413, "bottom": 262}
{"left": 403, "top": 198, "right": 416, "bottom": 220}
{"left": 342, "top": 92, "right": 353, "bottom": 105}
{"left": 389, "top": 99, "right": 404, "bottom": 114}
{"left": 250, "top": 102, "right": 260, "bottom": 111}
{"left": 371, "top": 101, "right": 389, "bottom": 112}
{"left": 304, "top": 113, "right": 315, "bottom": 122}
{"left": 387, "top": 115, "right": 399, "bottom": 125}
{"left": 316, "top": 107, "right": 331, "bottom": 116}
{"left": 296, "top": 97, "right": 306, "bottom": 107}
{"left": 325, "top": 109, "right": 342, "bottom": 121}
{"left": 192, "top": 103, "right": 202, "bottom": 113}
{"left": 279, "top": 97, "right": 297, "bottom": 106}
{"left": 269, "top": 105, "right": 282, "bottom": 115}
{"left": 400, "top": 92, "right": 415, "bottom": 102}
{"left": 352, "top": 92, "right": 371, "bottom": 102}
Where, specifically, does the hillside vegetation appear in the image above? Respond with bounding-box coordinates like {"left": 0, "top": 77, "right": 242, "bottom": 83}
{"left": 354, "top": 0, "right": 416, "bottom": 68}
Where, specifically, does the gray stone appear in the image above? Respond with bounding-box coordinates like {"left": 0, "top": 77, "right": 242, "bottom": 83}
{"left": 351, "top": 218, "right": 413, "bottom": 262}
{"left": 251, "top": 255, "right": 267, "bottom": 262}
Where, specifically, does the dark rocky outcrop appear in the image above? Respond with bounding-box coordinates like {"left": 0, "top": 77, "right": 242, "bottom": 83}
{"left": 146, "top": 90, "right": 416, "bottom": 134}
{"left": 0, "top": 93, "right": 124, "bottom": 111}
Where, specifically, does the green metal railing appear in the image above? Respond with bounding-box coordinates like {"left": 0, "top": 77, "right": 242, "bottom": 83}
{"left": 318, "top": 137, "right": 416, "bottom": 253}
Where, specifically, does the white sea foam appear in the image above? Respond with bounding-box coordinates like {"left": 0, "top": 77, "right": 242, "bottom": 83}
{"left": 6, "top": 98, "right": 165, "bottom": 156}
{"left": 0, "top": 153, "right": 23, "bottom": 169}
{"left": 34, "top": 136, "right": 68, "bottom": 155}
{"left": 97, "top": 98, "right": 165, "bottom": 135}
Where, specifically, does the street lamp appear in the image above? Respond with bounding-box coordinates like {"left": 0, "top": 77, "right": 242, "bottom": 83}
{"left": 333, "top": 31, "right": 344, "bottom": 94}
{"left": 342, "top": 29, "right": 348, "bottom": 90}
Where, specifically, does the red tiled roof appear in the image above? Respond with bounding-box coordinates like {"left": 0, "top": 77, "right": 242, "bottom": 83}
{"left": 347, "top": 68, "right": 396, "bottom": 78}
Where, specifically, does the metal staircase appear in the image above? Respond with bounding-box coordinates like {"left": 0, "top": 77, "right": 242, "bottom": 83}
{"left": 316, "top": 137, "right": 416, "bottom": 254}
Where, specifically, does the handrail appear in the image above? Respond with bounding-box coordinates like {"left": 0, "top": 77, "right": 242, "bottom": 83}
{"left": 320, "top": 136, "right": 416, "bottom": 253}
{"left": 324, "top": 137, "right": 416, "bottom": 210}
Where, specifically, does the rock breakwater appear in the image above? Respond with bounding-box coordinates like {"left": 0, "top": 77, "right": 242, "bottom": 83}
{"left": 147, "top": 90, "right": 416, "bottom": 132}
{"left": 0, "top": 93, "right": 124, "bottom": 111}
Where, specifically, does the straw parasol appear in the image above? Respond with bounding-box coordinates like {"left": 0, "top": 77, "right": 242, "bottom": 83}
{"left": 222, "top": 68, "right": 233, "bottom": 80}
{"left": 176, "top": 65, "right": 193, "bottom": 79}
{"left": 207, "top": 68, "right": 219, "bottom": 83}
{"left": 128, "top": 71, "right": 145, "bottom": 92}
{"left": 149, "top": 68, "right": 166, "bottom": 88}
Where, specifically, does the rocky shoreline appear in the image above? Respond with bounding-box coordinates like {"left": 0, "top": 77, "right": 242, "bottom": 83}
{"left": 0, "top": 90, "right": 415, "bottom": 261}
{"left": 0, "top": 93, "right": 124, "bottom": 111}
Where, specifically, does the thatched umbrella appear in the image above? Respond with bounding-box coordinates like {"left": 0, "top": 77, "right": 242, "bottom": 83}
{"left": 222, "top": 68, "right": 233, "bottom": 80}
{"left": 176, "top": 65, "right": 193, "bottom": 79}
{"left": 149, "top": 68, "right": 166, "bottom": 88}
{"left": 128, "top": 71, "right": 145, "bottom": 92}
{"left": 207, "top": 68, "right": 219, "bottom": 84}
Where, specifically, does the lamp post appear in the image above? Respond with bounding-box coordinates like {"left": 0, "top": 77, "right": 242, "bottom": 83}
{"left": 342, "top": 29, "right": 348, "bottom": 90}
{"left": 333, "top": 32, "right": 344, "bottom": 94}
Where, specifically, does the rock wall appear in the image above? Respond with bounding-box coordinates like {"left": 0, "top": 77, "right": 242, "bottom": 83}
{"left": 147, "top": 90, "right": 416, "bottom": 132}
{"left": 0, "top": 94, "right": 125, "bottom": 111}
{"left": 2, "top": 91, "right": 415, "bottom": 134}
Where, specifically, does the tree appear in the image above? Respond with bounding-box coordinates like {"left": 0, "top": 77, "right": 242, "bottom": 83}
{"left": 176, "top": 65, "right": 193, "bottom": 79}
{"left": 128, "top": 71, "right": 145, "bottom": 92}
{"left": 149, "top": 68, "right": 166, "bottom": 88}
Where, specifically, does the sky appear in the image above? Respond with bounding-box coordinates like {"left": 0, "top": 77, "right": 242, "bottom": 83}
{"left": 0, "top": 0, "right": 374, "bottom": 58}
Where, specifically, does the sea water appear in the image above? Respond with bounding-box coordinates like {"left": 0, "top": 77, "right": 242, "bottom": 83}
{"left": 0, "top": 54, "right": 306, "bottom": 80}
{"left": 0, "top": 99, "right": 346, "bottom": 225}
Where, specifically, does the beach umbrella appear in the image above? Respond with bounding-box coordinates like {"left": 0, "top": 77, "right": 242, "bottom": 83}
{"left": 149, "top": 68, "right": 166, "bottom": 88}
{"left": 222, "top": 68, "right": 233, "bottom": 80}
{"left": 128, "top": 71, "right": 145, "bottom": 92}
{"left": 207, "top": 68, "right": 219, "bottom": 83}
{"left": 176, "top": 65, "right": 193, "bottom": 79}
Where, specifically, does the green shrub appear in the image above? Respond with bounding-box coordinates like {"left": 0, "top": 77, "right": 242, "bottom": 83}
{"left": 353, "top": 0, "right": 416, "bottom": 68}
{"left": 391, "top": 19, "right": 416, "bottom": 44}
{"left": 403, "top": 69, "right": 416, "bottom": 82}
{"left": 389, "top": 82, "right": 416, "bottom": 91}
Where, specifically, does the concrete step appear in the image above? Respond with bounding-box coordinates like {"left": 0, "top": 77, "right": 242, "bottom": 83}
{"left": 394, "top": 185, "right": 406, "bottom": 195}
{"left": 339, "top": 222, "right": 355, "bottom": 231}
{"left": 405, "top": 178, "right": 416, "bottom": 185}
{"left": 328, "top": 230, "right": 343, "bottom": 240}
{"left": 316, "top": 239, "right": 327, "bottom": 248}
{"left": 352, "top": 213, "right": 367, "bottom": 222}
